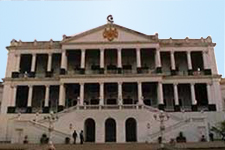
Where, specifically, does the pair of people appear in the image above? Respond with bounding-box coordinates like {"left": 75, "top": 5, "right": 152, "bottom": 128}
{"left": 72, "top": 130, "right": 84, "bottom": 144}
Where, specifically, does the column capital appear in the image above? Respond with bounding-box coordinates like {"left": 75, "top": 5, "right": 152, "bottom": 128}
{"left": 45, "top": 85, "right": 50, "bottom": 88}
{"left": 15, "top": 54, "right": 21, "bottom": 57}
{"left": 79, "top": 82, "right": 84, "bottom": 86}
{"left": 117, "top": 82, "right": 122, "bottom": 85}
{"left": 81, "top": 49, "right": 86, "bottom": 52}
{"left": 156, "top": 44, "right": 160, "bottom": 50}
{"left": 48, "top": 53, "right": 53, "bottom": 56}
{"left": 100, "top": 48, "right": 104, "bottom": 51}
{"left": 28, "top": 85, "right": 33, "bottom": 88}
{"left": 11, "top": 85, "right": 17, "bottom": 88}
{"left": 173, "top": 83, "right": 178, "bottom": 86}
{"left": 32, "top": 53, "right": 36, "bottom": 57}
{"left": 136, "top": 48, "right": 141, "bottom": 51}
{"left": 60, "top": 83, "right": 65, "bottom": 86}
{"left": 137, "top": 81, "right": 142, "bottom": 85}
{"left": 207, "top": 82, "right": 213, "bottom": 86}
{"left": 99, "top": 82, "right": 104, "bottom": 85}
{"left": 203, "top": 50, "right": 208, "bottom": 54}
{"left": 186, "top": 51, "right": 191, "bottom": 54}
{"left": 117, "top": 48, "right": 122, "bottom": 51}
{"left": 190, "top": 83, "right": 195, "bottom": 86}
{"left": 170, "top": 51, "right": 175, "bottom": 54}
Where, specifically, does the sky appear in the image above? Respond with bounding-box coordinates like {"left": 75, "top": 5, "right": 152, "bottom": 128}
{"left": 0, "top": 0, "right": 224, "bottom": 81}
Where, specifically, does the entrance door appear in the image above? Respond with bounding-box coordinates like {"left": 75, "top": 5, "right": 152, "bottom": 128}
{"left": 126, "top": 118, "right": 137, "bottom": 142}
{"left": 105, "top": 118, "right": 116, "bottom": 142}
{"left": 84, "top": 118, "right": 95, "bottom": 142}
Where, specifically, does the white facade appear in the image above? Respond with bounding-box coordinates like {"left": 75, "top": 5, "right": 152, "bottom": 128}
{"left": 0, "top": 83, "right": 3, "bottom": 112}
{"left": 220, "top": 79, "right": 225, "bottom": 111}
{"left": 0, "top": 20, "right": 224, "bottom": 144}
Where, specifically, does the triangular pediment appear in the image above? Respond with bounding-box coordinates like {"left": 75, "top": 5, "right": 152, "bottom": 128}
{"left": 61, "top": 24, "right": 156, "bottom": 44}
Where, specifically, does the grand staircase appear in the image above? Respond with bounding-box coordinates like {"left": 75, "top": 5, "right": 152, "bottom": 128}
{"left": 14, "top": 104, "right": 204, "bottom": 144}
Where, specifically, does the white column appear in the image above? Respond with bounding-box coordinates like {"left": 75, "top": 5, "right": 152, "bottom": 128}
{"left": 157, "top": 82, "right": 164, "bottom": 104}
{"left": 138, "top": 82, "right": 143, "bottom": 104}
{"left": 117, "top": 48, "right": 122, "bottom": 68}
{"left": 174, "top": 83, "right": 179, "bottom": 105}
{"left": 27, "top": 85, "right": 33, "bottom": 107}
{"left": 15, "top": 54, "right": 21, "bottom": 72}
{"left": 44, "top": 85, "right": 50, "bottom": 107}
{"left": 118, "top": 82, "right": 122, "bottom": 105}
{"left": 61, "top": 50, "right": 67, "bottom": 70}
{"left": 136, "top": 48, "right": 141, "bottom": 68}
{"left": 79, "top": 83, "right": 84, "bottom": 105}
{"left": 170, "top": 51, "right": 176, "bottom": 70}
{"left": 187, "top": 51, "right": 192, "bottom": 70}
{"left": 191, "top": 83, "right": 197, "bottom": 105}
{"left": 31, "top": 54, "right": 36, "bottom": 72}
{"left": 47, "top": 53, "right": 52, "bottom": 72}
{"left": 155, "top": 49, "right": 161, "bottom": 68}
{"left": 59, "top": 84, "right": 65, "bottom": 106}
{"left": 203, "top": 51, "right": 209, "bottom": 69}
{"left": 11, "top": 85, "right": 17, "bottom": 106}
{"left": 81, "top": 49, "right": 86, "bottom": 68}
{"left": 100, "top": 49, "right": 104, "bottom": 68}
{"left": 207, "top": 83, "right": 212, "bottom": 104}
{"left": 99, "top": 83, "right": 104, "bottom": 105}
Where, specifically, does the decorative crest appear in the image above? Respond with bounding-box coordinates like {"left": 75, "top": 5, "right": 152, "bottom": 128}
{"left": 107, "top": 15, "right": 114, "bottom": 24}
{"left": 103, "top": 15, "right": 118, "bottom": 41}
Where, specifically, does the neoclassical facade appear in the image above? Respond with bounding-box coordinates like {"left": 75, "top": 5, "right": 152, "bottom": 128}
{"left": 0, "top": 19, "right": 224, "bottom": 143}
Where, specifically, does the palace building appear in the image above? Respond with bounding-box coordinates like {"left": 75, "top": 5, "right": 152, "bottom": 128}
{"left": 0, "top": 17, "right": 225, "bottom": 144}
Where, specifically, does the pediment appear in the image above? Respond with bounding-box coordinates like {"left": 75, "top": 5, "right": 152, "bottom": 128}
{"left": 61, "top": 24, "right": 156, "bottom": 44}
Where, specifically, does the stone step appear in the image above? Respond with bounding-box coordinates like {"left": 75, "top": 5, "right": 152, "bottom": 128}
{"left": 0, "top": 143, "right": 160, "bottom": 150}
{"left": 0, "top": 142, "right": 225, "bottom": 150}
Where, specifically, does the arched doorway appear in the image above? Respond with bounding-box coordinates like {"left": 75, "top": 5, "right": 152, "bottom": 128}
{"left": 125, "top": 118, "right": 137, "bottom": 142}
{"left": 84, "top": 118, "right": 95, "bottom": 142}
{"left": 105, "top": 118, "right": 116, "bottom": 142}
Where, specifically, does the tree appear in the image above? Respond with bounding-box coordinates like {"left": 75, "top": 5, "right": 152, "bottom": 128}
{"left": 211, "top": 120, "right": 225, "bottom": 141}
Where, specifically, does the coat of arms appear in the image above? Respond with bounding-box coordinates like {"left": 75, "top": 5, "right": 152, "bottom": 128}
{"left": 103, "top": 15, "right": 118, "bottom": 41}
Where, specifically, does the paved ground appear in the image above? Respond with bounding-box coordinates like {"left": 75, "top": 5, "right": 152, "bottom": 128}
{"left": 0, "top": 142, "right": 224, "bottom": 150}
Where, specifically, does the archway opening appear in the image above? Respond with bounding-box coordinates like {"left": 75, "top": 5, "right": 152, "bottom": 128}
{"left": 84, "top": 118, "right": 95, "bottom": 142}
{"left": 105, "top": 118, "right": 116, "bottom": 142}
{"left": 126, "top": 118, "right": 137, "bottom": 142}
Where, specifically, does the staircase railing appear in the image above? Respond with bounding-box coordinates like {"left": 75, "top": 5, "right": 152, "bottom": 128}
{"left": 38, "top": 104, "right": 183, "bottom": 123}
{"left": 142, "top": 105, "right": 183, "bottom": 121}
{"left": 149, "top": 118, "right": 191, "bottom": 141}
{"left": 17, "top": 119, "right": 70, "bottom": 138}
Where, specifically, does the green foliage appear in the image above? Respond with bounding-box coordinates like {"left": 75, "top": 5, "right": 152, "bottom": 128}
{"left": 211, "top": 120, "right": 225, "bottom": 141}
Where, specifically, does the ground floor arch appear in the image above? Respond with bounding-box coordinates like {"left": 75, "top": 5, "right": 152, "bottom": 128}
{"left": 125, "top": 118, "right": 137, "bottom": 142}
{"left": 105, "top": 118, "right": 116, "bottom": 142}
{"left": 84, "top": 118, "right": 95, "bottom": 142}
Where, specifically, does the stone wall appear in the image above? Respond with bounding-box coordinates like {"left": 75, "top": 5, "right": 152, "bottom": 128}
{"left": 0, "top": 83, "right": 3, "bottom": 112}
{"left": 220, "top": 78, "right": 225, "bottom": 110}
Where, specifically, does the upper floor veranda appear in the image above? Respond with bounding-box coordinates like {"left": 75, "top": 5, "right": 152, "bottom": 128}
{"left": 5, "top": 23, "right": 218, "bottom": 80}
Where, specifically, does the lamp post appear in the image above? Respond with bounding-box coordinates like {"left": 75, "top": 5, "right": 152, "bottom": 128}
{"left": 153, "top": 111, "right": 169, "bottom": 148}
{"left": 147, "top": 122, "right": 150, "bottom": 143}
{"left": 43, "top": 111, "right": 58, "bottom": 144}
{"left": 69, "top": 123, "right": 73, "bottom": 143}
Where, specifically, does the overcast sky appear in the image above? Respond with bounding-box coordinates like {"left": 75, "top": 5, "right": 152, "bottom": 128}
{"left": 0, "top": 0, "right": 224, "bottom": 81}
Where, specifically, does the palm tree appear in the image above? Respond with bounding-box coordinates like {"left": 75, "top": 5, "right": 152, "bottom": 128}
{"left": 211, "top": 121, "right": 225, "bottom": 141}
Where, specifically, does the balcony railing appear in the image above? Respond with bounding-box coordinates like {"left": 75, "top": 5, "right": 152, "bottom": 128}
{"left": 11, "top": 68, "right": 209, "bottom": 79}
